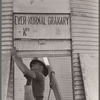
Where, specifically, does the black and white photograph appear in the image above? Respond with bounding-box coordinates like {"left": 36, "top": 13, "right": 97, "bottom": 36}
{"left": 1, "top": 0, "right": 99, "bottom": 100}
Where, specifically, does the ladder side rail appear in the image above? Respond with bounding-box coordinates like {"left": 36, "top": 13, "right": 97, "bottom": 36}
{"left": 43, "top": 57, "right": 63, "bottom": 100}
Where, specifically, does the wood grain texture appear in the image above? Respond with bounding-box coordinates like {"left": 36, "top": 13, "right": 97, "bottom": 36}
{"left": 71, "top": 0, "right": 98, "bottom": 100}
{"left": 14, "top": 40, "right": 70, "bottom": 51}
{"left": 1, "top": 0, "right": 13, "bottom": 52}
{"left": 13, "top": 0, "right": 70, "bottom": 13}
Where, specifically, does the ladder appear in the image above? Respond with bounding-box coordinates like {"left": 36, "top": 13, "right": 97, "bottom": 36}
{"left": 43, "top": 57, "right": 63, "bottom": 100}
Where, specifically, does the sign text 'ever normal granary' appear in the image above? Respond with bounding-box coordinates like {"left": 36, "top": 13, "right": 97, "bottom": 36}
{"left": 14, "top": 14, "right": 70, "bottom": 39}
{"left": 14, "top": 15, "right": 69, "bottom": 25}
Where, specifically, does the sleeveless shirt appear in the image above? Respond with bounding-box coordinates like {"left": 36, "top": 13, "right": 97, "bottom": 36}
{"left": 32, "top": 71, "right": 45, "bottom": 100}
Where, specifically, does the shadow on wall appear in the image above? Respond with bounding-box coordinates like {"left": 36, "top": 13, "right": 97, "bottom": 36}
{"left": 80, "top": 54, "right": 98, "bottom": 100}
{"left": 2, "top": 54, "right": 11, "bottom": 100}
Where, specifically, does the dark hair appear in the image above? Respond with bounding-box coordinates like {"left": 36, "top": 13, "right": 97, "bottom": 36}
{"left": 30, "top": 59, "right": 48, "bottom": 77}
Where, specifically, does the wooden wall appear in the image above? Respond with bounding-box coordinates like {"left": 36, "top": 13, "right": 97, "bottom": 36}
{"left": 14, "top": 57, "right": 73, "bottom": 100}
{"left": 13, "top": 0, "right": 70, "bottom": 13}
{"left": 1, "top": 0, "right": 14, "bottom": 100}
{"left": 71, "top": 0, "right": 99, "bottom": 100}
{"left": 1, "top": 0, "right": 99, "bottom": 100}
{"left": 1, "top": 1, "right": 73, "bottom": 100}
{"left": 1, "top": 0, "right": 13, "bottom": 54}
{"left": 2, "top": 54, "right": 11, "bottom": 100}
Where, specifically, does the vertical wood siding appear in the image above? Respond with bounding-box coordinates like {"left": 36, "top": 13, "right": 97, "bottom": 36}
{"left": 14, "top": 57, "right": 73, "bottom": 100}
{"left": 48, "top": 57, "right": 73, "bottom": 100}
{"left": 1, "top": 0, "right": 13, "bottom": 54}
{"left": 71, "top": 0, "right": 98, "bottom": 100}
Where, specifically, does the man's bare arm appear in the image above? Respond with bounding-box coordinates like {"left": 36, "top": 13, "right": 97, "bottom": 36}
{"left": 10, "top": 47, "right": 36, "bottom": 78}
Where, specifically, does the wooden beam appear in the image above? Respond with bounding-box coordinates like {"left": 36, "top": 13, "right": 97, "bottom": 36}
{"left": 43, "top": 57, "right": 63, "bottom": 100}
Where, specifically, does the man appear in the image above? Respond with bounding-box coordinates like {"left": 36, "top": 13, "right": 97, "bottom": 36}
{"left": 10, "top": 47, "right": 48, "bottom": 100}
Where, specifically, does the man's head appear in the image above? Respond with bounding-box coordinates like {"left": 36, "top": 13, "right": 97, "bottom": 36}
{"left": 30, "top": 59, "right": 48, "bottom": 77}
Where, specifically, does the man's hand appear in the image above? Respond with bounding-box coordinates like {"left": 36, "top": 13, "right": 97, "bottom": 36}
{"left": 10, "top": 47, "right": 17, "bottom": 56}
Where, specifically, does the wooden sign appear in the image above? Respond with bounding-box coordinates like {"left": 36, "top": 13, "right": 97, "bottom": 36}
{"left": 14, "top": 40, "right": 70, "bottom": 51}
{"left": 13, "top": 0, "right": 70, "bottom": 13}
{"left": 14, "top": 14, "right": 71, "bottom": 57}
{"left": 14, "top": 14, "right": 70, "bottom": 39}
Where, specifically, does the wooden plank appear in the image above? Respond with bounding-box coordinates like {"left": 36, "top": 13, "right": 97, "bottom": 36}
{"left": 73, "top": 67, "right": 81, "bottom": 72}
{"left": 2, "top": 12, "right": 12, "bottom": 16}
{"left": 14, "top": 40, "right": 70, "bottom": 51}
{"left": 72, "top": 0, "right": 99, "bottom": 3}
{"left": 71, "top": 20, "right": 98, "bottom": 26}
{"left": 72, "top": 33, "right": 98, "bottom": 38}
{"left": 73, "top": 0, "right": 98, "bottom": 2}
{"left": 74, "top": 80, "right": 82, "bottom": 84}
{"left": 74, "top": 86, "right": 84, "bottom": 90}
{"left": 72, "top": 28, "right": 98, "bottom": 34}
{"left": 73, "top": 63, "right": 80, "bottom": 67}
{"left": 74, "top": 81, "right": 83, "bottom": 85}
{"left": 72, "top": 8, "right": 98, "bottom": 15}
{"left": 74, "top": 76, "right": 82, "bottom": 81}
{"left": 2, "top": 20, "right": 12, "bottom": 24}
{"left": 2, "top": 37, "right": 12, "bottom": 41}
{"left": 2, "top": 0, "right": 12, "bottom": 3}
{"left": 14, "top": 14, "right": 70, "bottom": 39}
{"left": 72, "top": 12, "right": 98, "bottom": 18}
{"left": 73, "top": 58, "right": 79, "bottom": 63}
{"left": 72, "top": 41, "right": 98, "bottom": 46}
{"left": 71, "top": 3, "right": 98, "bottom": 11}
{"left": 74, "top": 72, "right": 81, "bottom": 76}
{"left": 2, "top": 16, "right": 12, "bottom": 20}
{"left": 73, "top": 45, "right": 98, "bottom": 50}
{"left": 71, "top": 0, "right": 98, "bottom": 6}
{"left": 2, "top": 7, "right": 12, "bottom": 12}
{"left": 72, "top": 24, "right": 98, "bottom": 30}
{"left": 73, "top": 37, "right": 98, "bottom": 42}
{"left": 73, "top": 50, "right": 98, "bottom": 54}
{"left": 2, "top": 24, "right": 12, "bottom": 28}
{"left": 2, "top": 33, "right": 12, "bottom": 37}
{"left": 75, "top": 90, "right": 84, "bottom": 94}
{"left": 73, "top": 53, "right": 79, "bottom": 59}
{"left": 2, "top": 46, "right": 12, "bottom": 50}
{"left": 75, "top": 95, "right": 85, "bottom": 99}
{"left": 71, "top": 16, "right": 98, "bottom": 22}
{"left": 2, "top": 41, "right": 12, "bottom": 45}
{"left": 13, "top": 0, "right": 70, "bottom": 13}
{"left": 1, "top": 28, "right": 12, "bottom": 32}
{"left": 83, "top": 0, "right": 99, "bottom": 2}
{"left": 1, "top": 50, "right": 8, "bottom": 53}
{"left": 2, "top": 3, "right": 13, "bottom": 7}
{"left": 16, "top": 50, "right": 71, "bottom": 58}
